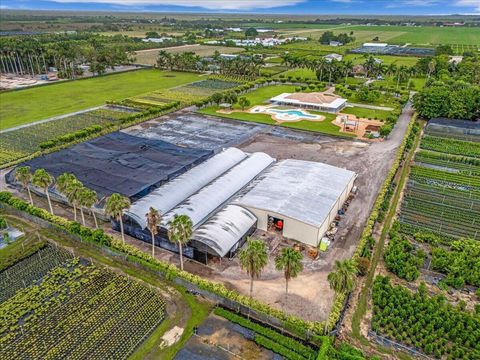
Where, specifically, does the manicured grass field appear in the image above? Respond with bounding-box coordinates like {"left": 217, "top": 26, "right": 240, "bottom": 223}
{"left": 278, "top": 68, "right": 317, "bottom": 80}
{"left": 0, "top": 69, "right": 201, "bottom": 130}
{"left": 344, "top": 54, "right": 420, "bottom": 67}
{"left": 342, "top": 106, "right": 391, "bottom": 121}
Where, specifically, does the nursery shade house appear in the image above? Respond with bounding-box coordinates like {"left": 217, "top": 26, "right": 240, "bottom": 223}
{"left": 234, "top": 159, "right": 357, "bottom": 247}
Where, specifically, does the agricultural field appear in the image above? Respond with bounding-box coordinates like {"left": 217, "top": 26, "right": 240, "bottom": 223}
{"left": 0, "top": 244, "right": 166, "bottom": 359}
{"left": 0, "top": 106, "right": 135, "bottom": 165}
{"left": 134, "top": 45, "right": 244, "bottom": 65}
{"left": 399, "top": 132, "right": 480, "bottom": 241}
{"left": 128, "top": 78, "right": 241, "bottom": 107}
{"left": 372, "top": 276, "right": 480, "bottom": 360}
{"left": 0, "top": 69, "right": 201, "bottom": 130}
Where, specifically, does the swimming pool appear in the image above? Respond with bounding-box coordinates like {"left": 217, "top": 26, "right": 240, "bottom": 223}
{"left": 270, "top": 109, "right": 317, "bottom": 119}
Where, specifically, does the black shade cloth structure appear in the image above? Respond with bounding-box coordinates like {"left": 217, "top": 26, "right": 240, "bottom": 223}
{"left": 15, "top": 132, "right": 212, "bottom": 200}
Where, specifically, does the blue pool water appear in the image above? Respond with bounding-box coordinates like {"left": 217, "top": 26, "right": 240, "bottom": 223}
{"left": 270, "top": 109, "right": 317, "bottom": 118}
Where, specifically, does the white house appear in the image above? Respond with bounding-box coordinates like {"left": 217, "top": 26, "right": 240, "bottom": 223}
{"left": 269, "top": 91, "right": 347, "bottom": 113}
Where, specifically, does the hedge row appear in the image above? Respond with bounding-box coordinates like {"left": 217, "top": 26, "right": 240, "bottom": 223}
{"left": 214, "top": 307, "right": 318, "bottom": 359}
{"left": 256, "top": 335, "right": 307, "bottom": 360}
{"left": 39, "top": 125, "right": 103, "bottom": 149}
{"left": 0, "top": 237, "right": 48, "bottom": 271}
{"left": 0, "top": 191, "right": 325, "bottom": 339}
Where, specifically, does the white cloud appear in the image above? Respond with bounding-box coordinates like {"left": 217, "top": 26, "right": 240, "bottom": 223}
{"left": 49, "top": 0, "right": 306, "bottom": 10}
{"left": 455, "top": 0, "right": 480, "bottom": 11}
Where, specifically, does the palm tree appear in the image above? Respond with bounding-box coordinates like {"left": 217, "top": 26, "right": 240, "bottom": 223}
{"left": 105, "top": 193, "right": 130, "bottom": 243}
{"left": 327, "top": 259, "right": 358, "bottom": 294}
{"left": 32, "top": 169, "right": 54, "bottom": 215}
{"left": 146, "top": 207, "right": 161, "bottom": 258}
{"left": 65, "top": 179, "right": 83, "bottom": 222}
{"left": 56, "top": 173, "right": 77, "bottom": 216}
{"left": 15, "top": 166, "right": 33, "bottom": 205}
{"left": 167, "top": 214, "right": 193, "bottom": 271}
{"left": 275, "top": 247, "right": 303, "bottom": 304}
{"left": 239, "top": 238, "right": 268, "bottom": 298}
{"left": 80, "top": 188, "right": 98, "bottom": 229}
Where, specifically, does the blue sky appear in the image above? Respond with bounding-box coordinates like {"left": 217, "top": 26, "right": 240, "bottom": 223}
{"left": 2, "top": 0, "right": 480, "bottom": 15}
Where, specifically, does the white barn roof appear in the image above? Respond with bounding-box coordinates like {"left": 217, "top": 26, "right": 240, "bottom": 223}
{"left": 191, "top": 205, "right": 257, "bottom": 257}
{"left": 234, "top": 159, "right": 357, "bottom": 227}
{"left": 163, "top": 152, "right": 274, "bottom": 229}
{"left": 124, "top": 148, "right": 247, "bottom": 229}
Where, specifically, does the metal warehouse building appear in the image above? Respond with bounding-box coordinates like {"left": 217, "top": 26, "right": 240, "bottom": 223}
{"left": 234, "top": 159, "right": 357, "bottom": 247}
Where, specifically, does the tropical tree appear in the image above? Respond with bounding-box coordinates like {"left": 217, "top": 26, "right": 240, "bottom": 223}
{"left": 238, "top": 97, "right": 251, "bottom": 110}
{"left": 239, "top": 238, "right": 268, "bottom": 298}
{"left": 15, "top": 166, "right": 33, "bottom": 205}
{"left": 167, "top": 214, "right": 193, "bottom": 271}
{"left": 146, "top": 207, "right": 161, "bottom": 258}
{"left": 327, "top": 259, "right": 358, "bottom": 294}
{"left": 275, "top": 247, "right": 303, "bottom": 304}
{"left": 32, "top": 169, "right": 54, "bottom": 214}
{"left": 105, "top": 193, "right": 131, "bottom": 243}
{"left": 65, "top": 179, "right": 83, "bottom": 222}
{"left": 79, "top": 188, "right": 98, "bottom": 229}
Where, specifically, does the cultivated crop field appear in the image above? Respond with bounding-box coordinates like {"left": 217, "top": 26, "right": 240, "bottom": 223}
{"left": 0, "top": 245, "right": 166, "bottom": 360}
{"left": 0, "top": 69, "right": 201, "bottom": 130}
{"left": 399, "top": 131, "right": 480, "bottom": 241}
{"left": 0, "top": 106, "right": 134, "bottom": 165}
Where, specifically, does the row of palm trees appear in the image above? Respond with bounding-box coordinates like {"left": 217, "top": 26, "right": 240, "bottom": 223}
{"left": 281, "top": 53, "right": 415, "bottom": 86}
{"left": 15, "top": 166, "right": 99, "bottom": 227}
{"left": 156, "top": 50, "right": 265, "bottom": 77}
{"left": 238, "top": 238, "right": 358, "bottom": 306}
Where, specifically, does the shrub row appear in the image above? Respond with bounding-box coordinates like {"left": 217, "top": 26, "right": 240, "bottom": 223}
{"left": 214, "top": 307, "right": 317, "bottom": 359}
{"left": 39, "top": 125, "right": 103, "bottom": 150}
{"left": 256, "top": 335, "right": 307, "bottom": 360}
{"left": 0, "top": 191, "right": 325, "bottom": 340}
{"left": 0, "top": 237, "right": 48, "bottom": 271}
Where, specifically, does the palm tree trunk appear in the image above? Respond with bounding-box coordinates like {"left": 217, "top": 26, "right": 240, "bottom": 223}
{"left": 285, "top": 278, "right": 289, "bottom": 305}
{"left": 119, "top": 217, "right": 125, "bottom": 243}
{"left": 179, "top": 243, "right": 184, "bottom": 270}
{"left": 45, "top": 189, "right": 54, "bottom": 215}
{"left": 26, "top": 185, "right": 33, "bottom": 206}
{"left": 151, "top": 231, "right": 155, "bottom": 258}
{"left": 249, "top": 277, "right": 254, "bottom": 298}
{"left": 91, "top": 209, "right": 98, "bottom": 229}
{"left": 73, "top": 204, "right": 77, "bottom": 221}
{"left": 80, "top": 207, "right": 86, "bottom": 226}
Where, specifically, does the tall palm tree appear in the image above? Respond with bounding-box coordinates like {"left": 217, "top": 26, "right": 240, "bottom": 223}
{"left": 239, "top": 238, "right": 268, "bottom": 298}
{"left": 80, "top": 188, "right": 98, "bottom": 229}
{"left": 65, "top": 179, "right": 83, "bottom": 222}
{"left": 32, "top": 169, "right": 54, "bottom": 215}
{"left": 15, "top": 166, "right": 33, "bottom": 205}
{"left": 275, "top": 247, "right": 303, "bottom": 304}
{"left": 56, "top": 173, "right": 77, "bottom": 216}
{"left": 105, "top": 193, "right": 131, "bottom": 243}
{"left": 167, "top": 214, "right": 193, "bottom": 271}
{"left": 146, "top": 207, "right": 161, "bottom": 258}
{"left": 327, "top": 259, "right": 358, "bottom": 294}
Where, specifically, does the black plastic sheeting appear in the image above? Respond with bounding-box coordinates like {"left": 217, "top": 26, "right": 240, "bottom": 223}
{"left": 11, "top": 132, "right": 212, "bottom": 199}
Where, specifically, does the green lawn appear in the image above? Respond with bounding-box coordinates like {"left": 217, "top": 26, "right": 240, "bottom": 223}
{"left": 278, "top": 68, "right": 317, "bottom": 80}
{"left": 200, "top": 85, "right": 354, "bottom": 137}
{"left": 343, "top": 54, "right": 420, "bottom": 67}
{"left": 342, "top": 106, "right": 391, "bottom": 121}
{"left": 0, "top": 69, "right": 201, "bottom": 130}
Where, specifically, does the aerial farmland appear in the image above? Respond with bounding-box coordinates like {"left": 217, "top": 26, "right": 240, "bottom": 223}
{"left": 1, "top": 5, "right": 479, "bottom": 360}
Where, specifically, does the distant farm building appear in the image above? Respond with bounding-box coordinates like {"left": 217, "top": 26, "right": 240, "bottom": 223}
{"left": 269, "top": 92, "right": 347, "bottom": 113}
{"left": 324, "top": 53, "right": 343, "bottom": 62}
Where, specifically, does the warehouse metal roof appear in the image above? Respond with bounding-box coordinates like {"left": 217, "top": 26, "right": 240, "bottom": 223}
{"left": 162, "top": 152, "right": 275, "bottom": 229}
{"left": 124, "top": 148, "right": 248, "bottom": 229}
{"left": 234, "top": 159, "right": 357, "bottom": 227}
{"left": 19, "top": 132, "right": 212, "bottom": 199}
{"left": 191, "top": 205, "right": 257, "bottom": 257}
